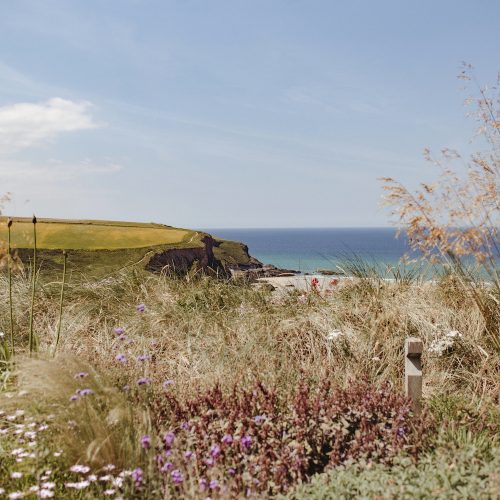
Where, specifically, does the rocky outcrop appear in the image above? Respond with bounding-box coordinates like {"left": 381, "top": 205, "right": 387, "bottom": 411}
{"left": 145, "top": 234, "right": 298, "bottom": 279}
{"left": 146, "top": 235, "right": 220, "bottom": 274}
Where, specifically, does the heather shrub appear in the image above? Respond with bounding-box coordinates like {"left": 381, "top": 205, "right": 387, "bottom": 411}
{"left": 150, "top": 377, "right": 430, "bottom": 497}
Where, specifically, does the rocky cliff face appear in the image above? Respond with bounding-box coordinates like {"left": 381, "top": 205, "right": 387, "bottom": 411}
{"left": 145, "top": 235, "right": 297, "bottom": 278}
{"left": 145, "top": 235, "right": 221, "bottom": 274}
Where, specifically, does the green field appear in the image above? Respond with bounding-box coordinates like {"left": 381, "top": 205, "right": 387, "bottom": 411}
{"left": 0, "top": 217, "right": 196, "bottom": 250}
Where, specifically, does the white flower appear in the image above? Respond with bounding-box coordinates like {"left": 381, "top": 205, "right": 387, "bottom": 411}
{"left": 53, "top": 451, "right": 62, "bottom": 457}
{"left": 99, "top": 474, "right": 113, "bottom": 481}
{"left": 103, "top": 464, "right": 116, "bottom": 471}
{"left": 11, "top": 471, "right": 23, "bottom": 479}
{"left": 0, "top": 331, "right": 4, "bottom": 338}
{"left": 326, "top": 329, "right": 343, "bottom": 341}
{"left": 39, "top": 490, "right": 54, "bottom": 498}
{"left": 41, "top": 482, "right": 55, "bottom": 489}
{"left": 29, "top": 486, "right": 40, "bottom": 493}
{"left": 11, "top": 448, "right": 25, "bottom": 456}
{"left": 446, "top": 330, "right": 462, "bottom": 338}
{"left": 88, "top": 474, "right": 97, "bottom": 482}
{"left": 65, "top": 480, "right": 90, "bottom": 489}
{"left": 70, "top": 464, "right": 90, "bottom": 474}
{"left": 104, "top": 490, "right": 116, "bottom": 496}
{"left": 8, "top": 492, "right": 24, "bottom": 499}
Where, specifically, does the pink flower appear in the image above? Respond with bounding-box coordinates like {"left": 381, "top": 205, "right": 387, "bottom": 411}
{"left": 210, "top": 444, "right": 221, "bottom": 458}
{"left": 136, "top": 304, "right": 145, "bottom": 313}
{"left": 114, "top": 327, "right": 125, "bottom": 335}
{"left": 115, "top": 354, "right": 127, "bottom": 363}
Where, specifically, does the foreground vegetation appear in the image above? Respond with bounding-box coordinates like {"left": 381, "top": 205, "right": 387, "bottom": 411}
{"left": 0, "top": 264, "right": 498, "bottom": 498}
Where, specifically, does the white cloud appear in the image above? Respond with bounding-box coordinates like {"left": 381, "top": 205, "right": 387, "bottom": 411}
{"left": 0, "top": 97, "right": 98, "bottom": 153}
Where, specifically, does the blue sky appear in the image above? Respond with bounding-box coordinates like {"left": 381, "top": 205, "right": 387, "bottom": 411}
{"left": 0, "top": 0, "right": 498, "bottom": 227}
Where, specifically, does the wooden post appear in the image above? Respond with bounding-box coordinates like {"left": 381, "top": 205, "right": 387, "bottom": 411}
{"left": 405, "top": 337, "right": 422, "bottom": 414}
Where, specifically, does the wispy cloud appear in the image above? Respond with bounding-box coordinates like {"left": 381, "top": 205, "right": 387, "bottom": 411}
{"left": 0, "top": 158, "right": 122, "bottom": 182}
{"left": 0, "top": 97, "right": 99, "bottom": 153}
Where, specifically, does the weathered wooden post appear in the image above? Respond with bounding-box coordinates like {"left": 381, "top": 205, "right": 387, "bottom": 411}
{"left": 405, "top": 337, "right": 422, "bottom": 414}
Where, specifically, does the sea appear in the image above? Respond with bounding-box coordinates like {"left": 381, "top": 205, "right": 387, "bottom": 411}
{"left": 203, "top": 228, "right": 417, "bottom": 275}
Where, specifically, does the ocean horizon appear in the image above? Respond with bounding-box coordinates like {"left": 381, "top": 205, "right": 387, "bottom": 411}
{"left": 202, "top": 227, "right": 415, "bottom": 274}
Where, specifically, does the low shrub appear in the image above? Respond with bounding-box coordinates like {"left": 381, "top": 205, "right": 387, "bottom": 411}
{"left": 150, "top": 377, "right": 431, "bottom": 497}
{"left": 287, "top": 439, "right": 500, "bottom": 499}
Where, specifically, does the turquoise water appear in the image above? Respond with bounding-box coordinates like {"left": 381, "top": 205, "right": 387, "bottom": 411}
{"left": 204, "top": 228, "right": 416, "bottom": 274}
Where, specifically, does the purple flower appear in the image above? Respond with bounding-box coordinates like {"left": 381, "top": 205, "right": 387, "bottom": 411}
{"left": 228, "top": 467, "right": 236, "bottom": 476}
{"left": 204, "top": 457, "right": 214, "bottom": 467}
{"left": 199, "top": 478, "right": 208, "bottom": 492}
{"left": 114, "top": 327, "right": 125, "bottom": 335}
{"left": 221, "top": 434, "right": 233, "bottom": 445}
{"left": 240, "top": 435, "right": 252, "bottom": 449}
{"left": 171, "top": 469, "right": 183, "bottom": 484}
{"left": 254, "top": 415, "right": 265, "bottom": 423}
{"left": 163, "top": 379, "right": 174, "bottom": 388}
{"left": 69, "top": 394, "right": 78, "bottom": 402}
{"left": 131, "top": 468, "right": 143, "bottom": 486}
{"left": 118, "top": 335, "right": 128, "bottom": 341}
{"left": 161, "top": 462, "right": 173, "bottom": 473}
{"left": 140, "top": 435, "right": 151, "bottom": 450}
{"left": 115, "top": 354, "right": 127, "bottom": 363}
{"left": 210, "top": 444, "right": 221, "bottom": 458}
{"left": 184, "top": 450, "right": 194, "bottom": 460}
{"left": 137, "top": 377, "right": 150, "bottom": 386}
{"left": 397, "top": 427, "right": 406, "bottom": 438}
{"left": 181, "top": 422, "right": 190, "bottom": 431}
{"left": 163, "top": 431, "right": 175, "bottom": 447}
{"left": 73, "top": 372, "right": 88, "bottom": 379}
{"left": 136, "top": 304, "right": 145, "bottom": 313}
{"left": 78, "top": 388, "right": 93, "bottom": 396}
{"left": 137, "top": 354, "right": 151, "bottom": 362}
{"left": 209, "top": 479, "right": 219, "bottom": 490}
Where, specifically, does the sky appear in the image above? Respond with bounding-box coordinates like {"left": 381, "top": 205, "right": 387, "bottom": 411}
{"left": 0, "top": 0, "right": 498, "bottom": 228}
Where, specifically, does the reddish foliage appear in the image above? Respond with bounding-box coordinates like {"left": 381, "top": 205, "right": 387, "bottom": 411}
{"left": 151, "top": 378, "right": 431, "bottom": 496}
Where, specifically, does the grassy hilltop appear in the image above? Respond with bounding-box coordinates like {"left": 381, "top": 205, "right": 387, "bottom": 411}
{"left": 0, "top": 217, "right": 254, "bottom": 277}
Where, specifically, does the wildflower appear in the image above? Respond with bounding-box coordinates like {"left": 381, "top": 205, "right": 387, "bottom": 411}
{"left": 164, "top": 431, "right": 175, "bottom": 447}
{"left": 140, "top": 435, "right": 151, "bottom": 450}
{"left": 254, "top": 415, "right": 265, "bottom": 423}
{"left": 115, "top": 353, "right": 127, "bottom": 363}
{"left": 240, "top": 435, "right": 252, "bottom": 449}
{"left": 78, "top": 388, "right": 93, "bottom": 396}
{"left": 8, "top": 493, "right": 23, "bottom": 499}
{"left": 199, "top": 478, "right": 208, "bottom": 492}
{"left": 205, "top": 457, "right": 215, "bottom": 466}
{"left": 137, "top": 377, "right": 151, "bottom": 385}
{"left": 104, "top": 490, "right": 116, "bottom": 496}
{"left": 11, "top": 471, "right": 23, "bottom": 479}
{"left": 53, "top": 451, "right": 62, "bottom": 457}
{"left": 39, "top": 490, "right": 54, "bottom": 498}
{"left": 163, "top": 379, "right": 175, "bottom": 388}
{"left": 70, "top": 464, "right": 90, "bottom": 474}
{"left": 103, "top": 464, "right": 116, "bottom": 471}
{"left": 123, "top": 385, "right": 130, "bottom": 391}
{"left": 114, "top": 327, "right": 125, "bottom": 335}
{"left": 131, "top": 467, "right": 143, "bottom": 486}
{"left": 88, "top": 474, "right": 97, "bottom": 482}
{"left": 311, "top": 277, "right": 319, "bottom": 287}
{"left": 210, "top": 444, "right": 221, "bottom": 458}
{"left": 228, "top": 467, "right": 236, "bottom": 476}
{"left": 184, "top": 450, "right": 194, "bottom": 460}
{"left": 209, "top": 479, "right": 219, "bottom": 490}
{"left": 73, "top": 372, "right": 88, "bottom": 379}
{"left": 446, "top": 330, "right": 462, "bottom": 338}
{"left": 181, "top": 421, "right": 190, "bottom": 430}
{"left": 118, "top": 335, "right": 128, "bottom": 341}
{"left": 136, "top": 303, "right": 145, "bottom": 313}
{"left": 137, "top": 354, "right": 151, "bottom": 362}
{"left": 65, "top": 481, "right": 90, "bottom": 489}
{"left": 326, "top": 329, "right": 343, "bottom": 341}
{"left": 171, "top": 469, "right": 183, "bottom": 484}
{"left": 330, "top": 278, "right": 339, "bottom": 286}
{"left": 41, "top": 482, "right": 55, "bottom": 489}
{"left": 372, "top": 356, "right": 381, "bottom": 362}
{"left": 221, "top": 434, "right": 233, "bottom": 445}
{"left": 298, "top": 294, "right": 307, "bottom": 304}
{"left": 161, "top": 462, "right": 173, "bottom": 473}
{"left": 11, "top": 448, "right": 25, "bottom": 456}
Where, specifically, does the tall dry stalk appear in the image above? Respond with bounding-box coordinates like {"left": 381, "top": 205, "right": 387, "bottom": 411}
{"left": 53, "top": 250, "right": 68, "bottom": 354}
{"left": 7, "top": 218, "right": 14, "bottom": 356}
{"left": 381, "top": 64, "right": 499, "bottom": 349}
{"left": 28, "top": 215, "right": 38, "bottom": 355}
